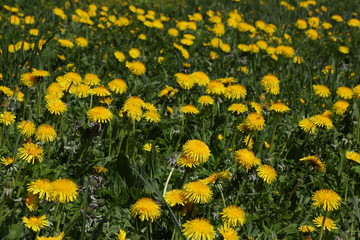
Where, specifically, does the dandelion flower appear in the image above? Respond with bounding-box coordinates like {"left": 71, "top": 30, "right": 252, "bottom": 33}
{"left": 129, "top": 48, "right": 141, "bottom": 58}
{"left": 25, "top": 193, "right": 39, "bottom": 211}
{"left": 218, "top": 225, "right": 239, "bottom": 240}
{"left": 75, "top": 37, "right": 88, "bottom": 47}
{"left": 21, "top": 73, "right": 37, "bottom": 87}
{"left": 83, "top": 73, "right": 101, "bottom": 86}
{"left": 87, "top": 106, "right": 113, "bottom": 123}
{"left": 144, "top": 111, "right": 161, "bottom": 123}
{"left": 158, "top": 85, "right": 178, "bottom": 98}
{"left": 130, "top": 197, "right": 161, "bottom": 222}
{"left": 298, "top": 118, "right": 316, "bottom": 134}
{"left": 17, "top": 120, "right": 36, "bottom": 137}
{"left": 91, "top": 85, "right": 111, "bottom": 97}
{"left": 37, "top": 232, "right": 65, "bottom": 240}
{"left": 268, "top": 102, "right": 291, "bottom": 113}
{"left": 256, "top": 164, "right": 277, "bottom": 183}
{"left": 312, "top": 189, "right": 341, "bottom": 211}
{"left": 58, "top": 39, "right": 74, "bottom": 48}
{"left": 310, "top": 115, "right": 333, "bottom": 129}
{"left": 115, "top": 230, "right": 128, "bottom": 240}
{"left": 191, "top": 72, "right": 210, "bottom": 86}
{"left": 1, "top": 156, "right": 14, "bottom": 166}
{"left": 333, "top": 100, "right": 349, "bottom": 115}
{"left": 108, "top": 79, "right": 127, "bottom": 94}
{"left": 176, "top": 155, "right": 200, "bottom": 168}
{"left": 298, "top": 225, "right": 315, "bottom": 232}
{"left": 22, "top": 215, "right": 49, "bottom": 232}
{"left": 244, "top": 113, "right": 266, "bottom": 131}
{"left": 182, "top": 139, "right": 211, "bottom": 164}
{"left": 313, "top": 216, "right": 337, "bottom": 231}
{"left": 114, "top": 51, "right": 126, "bottom": 62}
{"left": 224, "top": 84, "right": 247, "bottom": 100}
{"left": 234, "top": 148, "right": 261, "bottom": 171}
{"left": 183, "top": 181, "right": 212, "bottom": 204}
{"left": 228, "top": 103, "right": 248, "bottom": 114}
{"left": 27, "top": 179, "right": 53, "bottom": 200}
{"left": 313, "top": 85, "right": 331, "bottom": 98}
{"left": 338, "top": 46, "right": 349, "bottom": 54}
{"left": 18, "top": 142, "right": 44, "bottom": 164}
{"left": 164, "top": 189, "right": 186, "bottom": 206}
{"left": 182, "top": 218, "right": 216, "bottom": 240}
{"left": 51, "top": 179, "right": 78, "bottom": 203}
{"left": 206, "top": 80, "right": 226, "bottom": 95}
{"left": 300, "top": 155, "right": 326, "bottom": 172}
{"left": 198, "top": 95, "right": 214, "bottom": 106}
{"left": 32, "top": 69, "right": 50, "bottom": 78}
{"left": 336, "top": 87, "right": 353, "bottom": 100}
{"left": 35, "top": 124, "right": 57, "bottom": 143}
{"left": 354, "top": 85, "right": 360, "bottom": 99}
{"left": 345, "top": 151, "right": 360, "bottom": 164}
{"left": 261, "top": 74, "right": 280, "bottom": 95}
{"left": 0, "top": 111, "right": 16, "bottom": 126}
{"left": 126, "top": 61, "right": 146, "bottom": 75}
{"left": 221, "top": 205, "right": 246, "bottom": 227}
{"left": 46, "top": 99, "right": 67, "bottom": 115}
{"left": 175, "top": 73, "right": 195, "bottom": 90}
{"left": 180, "top": 105, "right": 200, "bottom": 115}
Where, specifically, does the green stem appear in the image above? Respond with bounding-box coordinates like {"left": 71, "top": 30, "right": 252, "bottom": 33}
{"left": 217, "top": 184, "right": 226, "bottom": 208}
{"left": 285, "top": 174, "right": 304, "bottom": 208}
{"left": 55, "top": 202, "right": 63, "bottom": 232}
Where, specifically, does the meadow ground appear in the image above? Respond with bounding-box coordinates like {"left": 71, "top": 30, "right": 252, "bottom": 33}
{"left": 0, "top": 0, "right": 360, "bottom": 239}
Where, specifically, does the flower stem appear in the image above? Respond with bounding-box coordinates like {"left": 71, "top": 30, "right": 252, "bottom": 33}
{"left": 318, "top": 211, "right": 328, "bottom": 240}
{"left": 163, "top": 167, "right": 175, "bottom": 196}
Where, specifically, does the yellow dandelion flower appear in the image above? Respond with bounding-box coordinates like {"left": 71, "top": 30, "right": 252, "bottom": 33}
{"left": 0, "top": 111, "right": 16, "bottom": 126}
{"left": 93, "top": 166, "right": 108, "bottom": 174}
{"left": 51, "top": 179, "right": 78, "bottom": 203}
{"left": 22, "top": 215, "right": 49, "bottom": 232}
{"left": 348, "top": 19, "right": 360, "bottom": 27}
{"left": 75, "top": 37, "right": 88, "bottom": 47}
{"left": 234, "top": 148, "right": 261, "bottom": 171}
{"left": 250, "top": 102, "right": 263, "bottom": 114}
{"left": 224, "top": 84, "right": 247, "bottom": 100}
{"left": 83, "top": 73, "right": 101, "bottom": 86}
{"left": 310, "top": 115, "right": 333, "bottom": 129}
{"left": 114, "top": 51, "right": 126, "bottom": 62}
{"left": 228, "top": 103, "right": 248, "bottom": 114}
{"left": 144, "top": 111, "right": 161, "bottom": 123}
{"left": 64, "top": 72, "right": 82, "bottom": 86}
{"left": 305, "top": 29, "right": 319, "bottom": 40}
{"left": 32, "top": 69, "right": 50, "bottom": 77}
{"left": 333, "top": 100, "right": 349, "bottom": 115}
{"left": 202, "top": 170, "right": 232, "bottom": 185}
{"left": 126, "top": 61, "right": 146, "bottom": 75}
{"left": 298, "top": 118, "right": 316, "bottom": 134}
{"left": 87, "top": 106, "right": 113, "bottom": 123}
{"left": 300, "top": 155, "right": 326, "bottom": 172}
{"left": 312, "top": 189, "right": 341, "bottom": 211}
{"left": 182, "top": 218, "right": 216, "bottom": 240}
{"left": 338, "top": 46, "right": 349, "bottom": 54}
{"left": 115, "top": 230, "right": 128, "bottom": 240}
{"left": 1, "top": 156, "right": 14, "bottom": 166}
{"left": 35, "top": 124, "right": 57, "bottom": 143}
{"left": 25, "top": 193, "right": 39, "bottom": 211}
{"left": 20, "top": 73, "right": 38, "bottom": 87}
{"left": 164, "top": 189, "right": 186, "bottom": 206}
{"left": 206, "top": 80, "right": 226, "bottom": 95}
{"left": 176, "top": 155, "right": 200, "bottom": 168}
{"left": 28, "top": 179, "right": 53, "bottom": 200}
{"left": 313, "top": 85, "right": 331, "bottom": 98}
{"left": 261, "top": 74, "right": 280, "bottom": 95}
{"left": 218, "top": 225, "right": 239, "bottom": 240}
{"left": 183, "top": 181, "right": 212, "bottom": 204}
{"left": 180, "top": 105, "right": 200, "bottom": 115}
{"left": 182, "top": 139, "right": 211, "bottom": 164}
{"left": 175, "top": 73, "right": 195, "bottom": 90}
{"left": 158, "top": 85, "right": 178, "bottom": 98}
{"left": 198, "top": 95, "right": 214, "bottom": 106}
{"left": 345, "top": 151, "right": 360, "bottom": 164}
{"left": 268, "top": 102, "right": 291, "bottom": 113}
{"left": 130, "top": 197, "right": 161, "bottom": 222}
{"left": 129, "top": 48, "right": 141, "bottom": 59}
{"left": 17, "top": 120, "right": 36, "bottom": 137}
{"left": 256, "top": 164, "right": 277, "bottom": 183}
{"left": 18, "top": 142, "right": 44, "bottom": 164}
{"left": 353, "top": 84, "right": 360, "bottom": 99}
{"left": 37, "top": 232, "right": 65, "bottom": 240}
{"left": 221, "top": 205, "right": 246, "bottom": 227}
{"left": 336, "top": 86, "right": 353, "bottom": 100}
{"left": 46, "top": 99, "right": 67, "bottom": 115}
{"left": 72, "top": 84, "right": 91, "bottom": 98}
{"left": 313, "top": 216, "right": 337, "bottom": 231}
{"left": 244, "top": 112, "right": 266, "bottom": 131}
{"left": 91, "top": 85, "right": 111, "bottom": 97}
{"left": 108, "top": 79, "right": 127, "bottom": 94}
{"left": 298, "top": 225, "right": 315, "bottom": 232}
{"left": 191, "top": 72, "right": 210, "bottom": 86}
{"left": 58, "top": 39, "right": 74, "bottom": 48}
